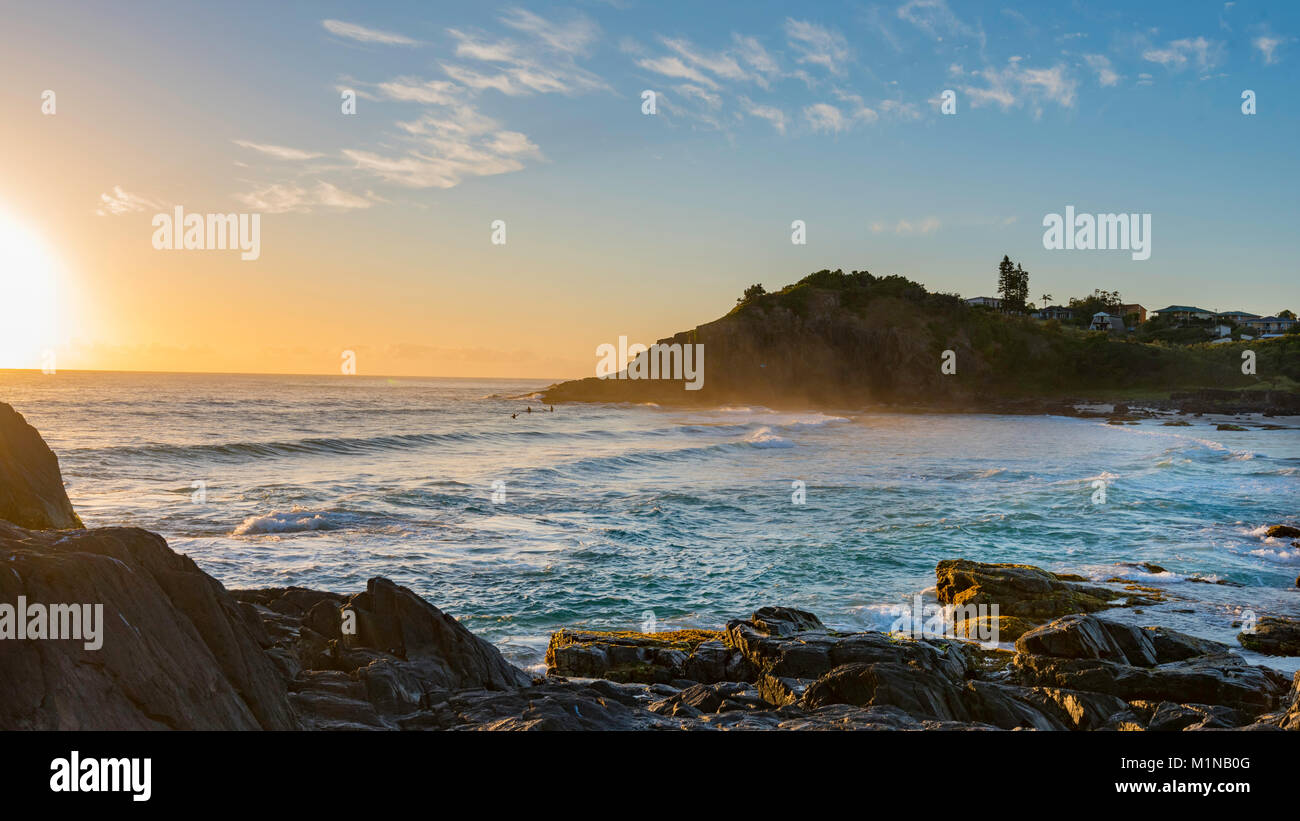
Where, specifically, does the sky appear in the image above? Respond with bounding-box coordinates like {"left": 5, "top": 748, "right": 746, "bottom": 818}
{"left": 0, "top": 0, "right": 1296, "bottom": 377}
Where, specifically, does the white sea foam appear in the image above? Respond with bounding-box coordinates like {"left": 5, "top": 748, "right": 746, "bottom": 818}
{"left": 232, "top": 507, "right": 346, "bottom": 536}
{"left": 745, "top": 427, "right": 794, "bottom": 448}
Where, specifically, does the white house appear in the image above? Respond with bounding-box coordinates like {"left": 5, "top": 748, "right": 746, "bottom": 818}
{"left": 965, "top": 296, "right": 1003, "bottom": 309}
{"left": 1244, "top": 316, "right": 1297, "bottom": 335}
{"left": 1089, "top": 312, "right": 1126, "bottom": 332}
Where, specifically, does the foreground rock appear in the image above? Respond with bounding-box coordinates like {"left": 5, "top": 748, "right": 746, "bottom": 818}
{"left": 1237, "top": 615, "right": 1300, "bottom": 657}
{"left": 935, "top": 558, "right": 1145, "bottom": 640}
{"left": 0, "top": 521, "right": 295, "bottom": 729}
{"left": 0, "top": 402, "right": 82, "bottom": 529}
{"left": 546, "top": 628, "right": 753, "bottom": 684}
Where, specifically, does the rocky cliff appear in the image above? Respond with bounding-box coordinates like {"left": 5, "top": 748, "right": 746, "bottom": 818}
{"left": 543, "top": 270, "right": 1300, "bottom": 408}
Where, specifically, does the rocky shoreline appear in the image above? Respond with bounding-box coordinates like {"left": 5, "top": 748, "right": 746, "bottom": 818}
{"left": 2, "top": 400, "right": 1298, "bottom": 731}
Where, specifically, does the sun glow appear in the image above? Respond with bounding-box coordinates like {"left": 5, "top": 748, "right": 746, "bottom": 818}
{"left": 0, "top": 212, "right": 60, "bottom": 370}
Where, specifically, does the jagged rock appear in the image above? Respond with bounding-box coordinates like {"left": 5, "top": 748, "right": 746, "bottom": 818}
{"left": 935, "top": 559, "right": 1129, "bottom": 622}
{"left": 337, "top": 578, "right": 529, "bottom": 690}
{"left": 1142, "top": 625, "right": 1232, "bottom": 662}
{"left": 1016, "top": 687, "right": 1130, "bottom": 730}
{"left": 1264, "top": 524, "right": 1300, "bottom": 538}
{"left": 1279, "top": 673, "right": 1300, "bottom": 731}
{"left": 1011, "top": 652, "right": 1289, "bottom": 717}
{"left": 951, "top": 613, "right": 1041, "bottom": 642}
{"left": 545, "top": 629, "right": 750, "bottom": 684}
{"left": 750, "top": 605, "right": 825, "bottom": 636}
{"left": 1237, "top": 615, "right": 1300, "bottom": 656}
{"left": 0, "top": 521, "right": 295, "bottom": 729}
{"left": 1145, "top": 701, "right": 1244, "bottom": 731}
{"left": 1016, "top": 614, "right": 1161, "bottom": 667}
{"left": 0, "top": 403, "right": 82, "bottom": 529}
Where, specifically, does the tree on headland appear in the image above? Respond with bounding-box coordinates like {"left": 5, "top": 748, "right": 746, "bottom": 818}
{"left": 1067, "top": 289, "right": 1123, "bottom": 325}
{"left": 737, "top": 283, "right": 766, "bottom": 304}
{"left": 996, "top": 255, "right": 1029, "bottom": 313}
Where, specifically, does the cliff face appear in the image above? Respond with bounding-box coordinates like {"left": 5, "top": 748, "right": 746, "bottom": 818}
{"left": 0, "top": 403, "right": 82, "bottom": 528}
{"left": 543, "top": 270, "right": 1300, "bottom": 408}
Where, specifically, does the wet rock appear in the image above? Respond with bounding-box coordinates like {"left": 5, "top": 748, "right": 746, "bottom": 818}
{"left": 935, "top": 559, "right": 1129, "bottom": 623}
{"left": 1016, "top": 687, "right": 1130, "bottom": 731}
{"left": 1279, "top": 673, "right": 1300, "bottom": 731}
{"left": 1011, "top": 652, "right": 1289, "bottom": 717}
{"left": 1237, "top": 615, "right": 1300, "bottom": 656}
{"left": 725, "top": 610, "right": 974, "bottom": 687}
{"left": 545, "top": 628, "right": 748, "bottom": 684}
{"left": 0, "top": 403, "right": 82, "bottom": 529}
{"left": 1145, "top": 701, "right": 1244, "bottom": 731}
{"left": 750, "top": 605, "right": 825, "bottom": 636}
{"left": 1142, "top": 625, "right": 1232, "bottom": 662}
{"left": 0, "top": 521, "right": 296, "bottom": 730}
{"left": 1264, "top": 524, "right": 1300, "bottom": 538}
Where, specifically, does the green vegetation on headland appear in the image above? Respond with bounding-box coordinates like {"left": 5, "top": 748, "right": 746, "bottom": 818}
{"left": 543, "top": 268, "right": 1300, "bottom": 408}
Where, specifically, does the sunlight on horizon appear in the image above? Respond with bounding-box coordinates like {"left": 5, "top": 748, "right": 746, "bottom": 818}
{"left": 0, "top": 210, "right": 60, "bottom": 370}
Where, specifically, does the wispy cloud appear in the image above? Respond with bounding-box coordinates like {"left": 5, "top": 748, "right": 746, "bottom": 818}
{"left": 342, "top": 106, "right": 541, "bottom": 189}
{"left": 739, "top": 96, "right": 787, "bottom": 133}
{"left": 233, "top": 140, "right": 324, "bottom": 161}
{"left": 953, "top": 59, "right": 1076, "bottom": 111}
{"left": 1252, "top": 34, "right": 1285, "bottom": 65}
{"left": 804, "top": 102, "right": 847, "bottom": 133}
{"left": 443, "top": 11, "right": 606, "bottom": 96}
{"left": 234, "top": 181, "right": 374, "bottom": 213}
{"left": 897, "top": 0, "right": 976, "bottom": 41}
{"left": 322, "top": 19, "right": 418, "bottom": 47}
{"left": 1142, "top": 36, "right": 1224, "bottom": 72}
{"left": 636, "top": 55, "right": 720, "bottom": 89}
{"left": 871, "top": 216, "right": 941, "bottom": 235}
{"left": 1083, "top": 54, "right": 1121, "bottom": 87}
{"left": 95, "top": 186, "right": 160, "bottom": 216}
{"left": 784, "top": 19, "right": 850, "bottom": 76}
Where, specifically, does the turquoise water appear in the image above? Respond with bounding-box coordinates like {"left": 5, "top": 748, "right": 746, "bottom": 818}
{"left": 3, "top": 371, "right": 1298, "bottom": 672}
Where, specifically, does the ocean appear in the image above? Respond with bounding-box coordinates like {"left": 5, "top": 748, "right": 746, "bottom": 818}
{"left": 3, "top": 370, "right": 1298, "bottom": 674}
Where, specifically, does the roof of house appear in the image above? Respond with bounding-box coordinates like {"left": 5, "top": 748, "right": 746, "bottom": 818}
{"left": 1216, "top": 310, "right": 1260, "bottom": 317}
{"left": 1248, "top": 315, "right": 1296, "bottom": 323}
{"left": 1152, "top": 305, "right": 1214, "bottom": 314}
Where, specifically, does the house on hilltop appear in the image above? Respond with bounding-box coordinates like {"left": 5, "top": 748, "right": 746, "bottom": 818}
{"left": 1089, "top": 312, "right": 1126, "bottom": 333}
{"left": 1244, "top": 315, "right": 1297, "bottom": 336}
{"left": 1151, "top": 305, "right": 1214, "bottom": 322}
{"left": 1215, "top": 310, "right": 1261, "bottom": 324}
{"left": 1032, "top": 305, "right": 1073, "bottom": 321}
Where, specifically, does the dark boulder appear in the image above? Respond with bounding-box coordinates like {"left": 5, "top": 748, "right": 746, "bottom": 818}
{"left": 0, "top": 403, "right": 82, "bottom": 529}
{"left": 545, "top": 628, "right": 750, "bottom": 684}
{"left": 0, "top": 521, "right": 296, "bottom": 729}
{"left": 935, "top": 559, "right": 1129, "bottom": 622}
{"left": 1237, "top": 615, "right": 1300, "bottom": 656}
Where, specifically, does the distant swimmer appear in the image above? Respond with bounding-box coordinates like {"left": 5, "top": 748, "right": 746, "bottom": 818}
{"left": 549, "top": 405, "right": 554, "bottom": 412}
{"left": 526, "top": 406, "right": 532, "bottom": 413}
{"left": 511, "top": 413, "right": 518, "bottom": 419}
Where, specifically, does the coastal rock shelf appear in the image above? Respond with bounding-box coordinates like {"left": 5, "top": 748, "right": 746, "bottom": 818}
{"left": 1, "top": 400, "right": 1297, "bottom": 731}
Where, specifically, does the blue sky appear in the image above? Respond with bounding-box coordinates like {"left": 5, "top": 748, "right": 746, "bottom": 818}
{"left": 3, "top": 0, "right": 1298, "bottom": 375}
